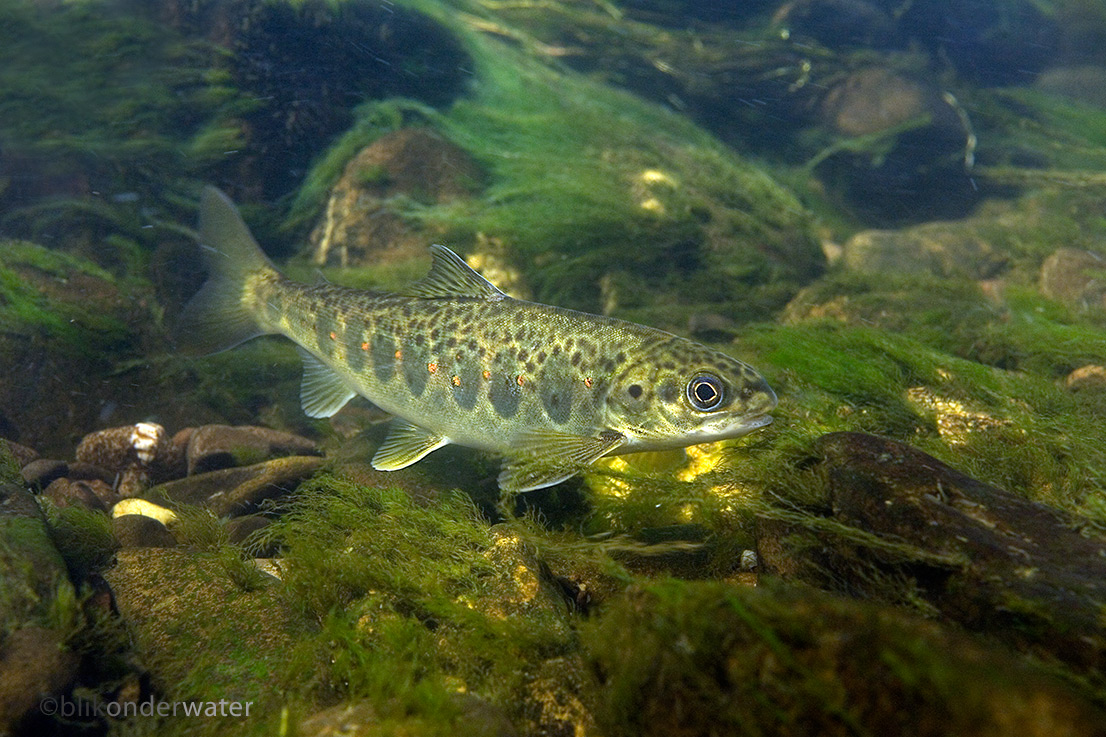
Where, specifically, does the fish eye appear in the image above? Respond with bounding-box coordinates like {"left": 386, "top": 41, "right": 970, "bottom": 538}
{"left": 686, "top": 374, "right": 724, "bottom": 411}
{"left": 627, "top": 384, "right": 643, "bottom": 399}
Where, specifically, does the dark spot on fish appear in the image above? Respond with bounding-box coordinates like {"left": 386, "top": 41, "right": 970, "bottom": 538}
{"left": 571, "top": 352, "right": 582, "bottom": 367}
{"left": 537, "top": 351, "right": 547, "bottom": 362}
{"left": 489, "top": 374, "right": 521, "bottom": 418}
{"left": 404, "top": 351, "right": 429, "bottom": 397}
{"left": 616, "top": 351, "right": 626, "bottom": 363}
{"left": 430, "top": 327, "right": 440, "bottom": 341}
{"left": 447, "top": 336, "right": 457, "bottom": 348}
{"left": 373, "top": 334, "right": 396, "bottom": 383}
{"left": 541, "top": 386, "right": 571, "bottom": 424}
{"left": 517, "top": 348, "right": 529, "bottom": 362}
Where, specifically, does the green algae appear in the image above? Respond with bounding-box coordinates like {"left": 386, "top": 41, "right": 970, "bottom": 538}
{"left": 0, "top": 240, "right": 133, "bottom": 348}
{"left": 289, "top": 0, "right": 822, "bottom": 314}
{"left": 272, "top": 474, "right": 578, "bottom": 723}
{"left": 582, "top": 579, "right": 1106, "bottom": 737}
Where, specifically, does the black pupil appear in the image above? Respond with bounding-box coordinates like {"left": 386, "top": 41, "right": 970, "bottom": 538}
{"left": 628, "top": 384, "right": 643, "bottom": 399}
{"left": 694, "top": 382, "right": 717, "bottom": 404}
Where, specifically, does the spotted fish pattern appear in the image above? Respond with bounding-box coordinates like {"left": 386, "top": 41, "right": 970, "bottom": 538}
{"left": 176, "top": 187, "right": 777, "bottom": 491}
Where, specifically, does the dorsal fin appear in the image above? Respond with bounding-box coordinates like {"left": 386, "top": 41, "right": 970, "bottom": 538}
{"left": 401, "top": 244, "right": 506, "bottom": 301}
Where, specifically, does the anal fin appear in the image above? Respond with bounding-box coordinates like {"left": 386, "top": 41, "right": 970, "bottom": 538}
{"left": 298, "top": 347, "right": 357, "bottom": 418}
{"left": 498, "top": 430, "right": 625, "bottom": 492}
{"left": 372, "top": 419, "right": 450, "bottom": 471}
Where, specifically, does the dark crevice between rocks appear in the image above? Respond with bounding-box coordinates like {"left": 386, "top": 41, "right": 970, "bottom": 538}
{"left": 217, "top": 0, "right": 472, "bottom": 206}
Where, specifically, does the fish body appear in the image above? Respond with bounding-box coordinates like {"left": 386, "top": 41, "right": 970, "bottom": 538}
{"left": 177, "top": 187, "right": 777, "bottom": 491}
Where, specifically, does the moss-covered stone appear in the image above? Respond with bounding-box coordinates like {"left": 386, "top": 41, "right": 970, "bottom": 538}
{"left": 583, "top": 580, "right": 1105, "bottom": 737}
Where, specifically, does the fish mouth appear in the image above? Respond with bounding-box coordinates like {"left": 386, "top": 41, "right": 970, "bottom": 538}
{"left": 740, "top": 414, "right": 773, "bottom": 432}
{"left": 689, "top": 412, "right": 773, "bottom": 443}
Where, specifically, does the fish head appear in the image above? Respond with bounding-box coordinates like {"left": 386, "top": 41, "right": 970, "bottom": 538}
{"left": 604, "top": 339, "right": 777, "bottom": 451}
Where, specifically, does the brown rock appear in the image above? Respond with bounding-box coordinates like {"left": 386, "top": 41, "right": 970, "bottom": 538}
{"left": 112, "top": 514, "right": 177, "bottom": 548}
{"left": 842, "top": 222, "right": 1006, "bottom": 279}
{"left": 185, "top": 424, "right": 320, "bottom": 476}
{"left": 819, "top": 68, "right": 960, "bottom": 138}
{"left": 146, "top": 456, "right": 325, "bottom": 517}
{"left": 75, "top": 422, "right": 174, "bottom": 496}
{"left": 1065, "top": 364, "right": 1106, "bottom": 391}
{"left": 225, "top": 515, "right": 277, "bottom": 557}
{"left": 0, "top": 438, "right": 39, "bottom": 467}
{"left": 0, "top": 626, "right": 79, "bottom": 734}
{"left": 20, "top": 459, "right": 69, "bottom": 489}
{"left": 1039, "top": 248, "right": 1106, "bottom": 309}
{"left": 42, "top": 478, "right": 110, "bottom": 513}
{"left": 310, "top": 128, "right": 483, "bottom": 268}
{"left": 762, "top": 432, "right": 1106, "bottom": 673}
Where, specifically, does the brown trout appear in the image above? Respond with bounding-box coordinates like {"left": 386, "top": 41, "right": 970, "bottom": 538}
{"left": 177, "top": 186, "right": 776, "bottom": 491}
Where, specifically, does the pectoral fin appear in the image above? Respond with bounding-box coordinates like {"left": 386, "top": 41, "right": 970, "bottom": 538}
{"left": 498, "top": 430, "right": 626, "bottom": 492}
{"left": 372, "top": 419, "right": 450, "bottom": 471}
{"left": 298, "top": 348, "right": 357, "bottom": 418}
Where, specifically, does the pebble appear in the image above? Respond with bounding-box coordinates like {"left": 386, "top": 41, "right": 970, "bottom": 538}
{"left": 186, "top": 424, "right": 320, "bottom": 475}
{"left": 20, "top": 459, "right": 69, "bottom": 489}
{"left": 226, "top": 515, "right": 278, "bottom": 556}
{"left": 76, "top": 422, "right": 174, "bottom": 497}
{"left": 147, "top": 455, "right": 325, "bottom": 517}
{"left": 112, "top": 514, "right": 177, "bottom": 549}
{"left": 0, "top": 438, "right": 39, "bottom": 467}
{"left": 42, "top": 478, "right": 111, "bottom": 513}
{"left": 1040, "top": 248, "right": 1106, "bottom": 310}
{"left": 1065, "top": 365, "right": 1106, "bottom": 392}
{"left": 112, "top": 498, "right": 178, "bottom": 526}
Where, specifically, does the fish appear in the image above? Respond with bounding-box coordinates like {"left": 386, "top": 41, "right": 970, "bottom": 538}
{"left": 176, "top": 186, "right": 777, "bottom": 492}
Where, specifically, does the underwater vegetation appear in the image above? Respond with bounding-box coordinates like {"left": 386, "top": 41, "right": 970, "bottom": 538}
{"left": 2, "top": 0, "right": 1106, "bottom": 735}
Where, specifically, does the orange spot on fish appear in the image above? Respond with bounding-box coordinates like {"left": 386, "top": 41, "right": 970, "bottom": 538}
{"left": 427, "top": 362, "right": 438, "bottom": 374}
{"left": 482, "top": 370, "right": 491, "bottom": 380}
{"left": 361, "top": 342, "right": 370, "bottom": 351}
{"left": 516, "top": 374, "right": 525, "bottom": 387}
{"left": 328, "top": 331, "right": 337, "bottom": 341}
{"left": 584, "top": 377, "right": 593, "bottom": 388}
{"left": 395, "top": 350, "right": 403, "bottom": 360}
{"left": 451, "top": 375, "right": 461, "bottom": 387}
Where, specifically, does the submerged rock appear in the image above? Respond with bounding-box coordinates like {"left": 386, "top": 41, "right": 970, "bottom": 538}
{"left": 75, "top": 422, "right": 175, "bottom": 497}
{"left": 20, "top": 458, "right": 68, "bottom": 490}
{"left": 842, "top": 223, "right": 1007, "bottom": 279}
{"left": 112, "top": 514, "right": 177, "bottom": 549}
{"left": 584, "top": 580, "right": 1105, "bottom": 737}
{"left": 1039, "top": 247, "right": 1106, "bottom": 310}
{"left": 185, "top": 424, "right": 320, "bottom": 476}
{"left": 145, "top": 456, "right": 326, "bottom": 517}
{"left": 310, "top": 128, "right": 484, "bottom": 268}
{"left": 760, "top": 432, "right": 1106, "bottom": 673}
{"left": 0, "top": 482, "right": 79, "bottom": 733}
{"left": 0, "top": 438, "right": 38, "bottom": 468}
{"left": 42, "top": 478, "right": 112, "bottom": 513}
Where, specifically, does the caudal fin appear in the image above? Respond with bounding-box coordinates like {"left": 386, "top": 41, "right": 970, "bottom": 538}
{"left": 174, "top": 186, "right": 279, "bottom": 355}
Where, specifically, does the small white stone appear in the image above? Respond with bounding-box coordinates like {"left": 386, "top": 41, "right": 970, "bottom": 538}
{"left": 739, "top": 549, "right": 759, "bottom": 571}
{"left": 112, "top": 498, "right": 177, "bottom": 525}
{"left": 130, "top": 422, "right": 164, "bottom": 464}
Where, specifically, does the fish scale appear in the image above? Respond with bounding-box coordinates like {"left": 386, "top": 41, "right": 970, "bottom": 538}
{"left": 176, "top": 186, "right": 777, "bottom": 492}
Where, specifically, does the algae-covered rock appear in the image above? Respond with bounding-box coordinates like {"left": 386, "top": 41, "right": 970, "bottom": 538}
{"left": 583, "top": 580, "right": 1105, "bottom": 737}
{"left": 0, "top": 242, "right": 156, "bottom": 454}
{"left": 1040, "top": 247, "right": 1106, "bottom": 310}
{"left": 310, "top": 128, "right": 484, "bottom": 269}
{"left": 0, "top": 481, "right": 79, "bottom": 733}
{"left": 103, "top": 547, "right": 312, "bottom": 711}
{"left": 759, "top": 432, "right": 1106, "bottom": 673}
{"left": 144, "top": 455, "right": 325, "bottom": 516}
{"left": 842, "top": 222, "right": 1007, "bottom": 279}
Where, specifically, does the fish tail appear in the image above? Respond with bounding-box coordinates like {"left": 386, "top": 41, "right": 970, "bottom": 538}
{"left": 174, "top": 186, "right": 279, "bottom": 355}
